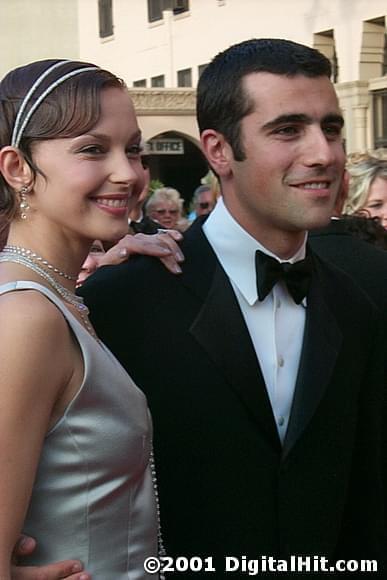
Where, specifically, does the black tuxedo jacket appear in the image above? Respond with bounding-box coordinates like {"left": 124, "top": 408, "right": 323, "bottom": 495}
{"left": 129, "top": 215, "right": 160, "bottom": 235}
{"left": 80, "top": 220, "right": 386, "bottom": 577}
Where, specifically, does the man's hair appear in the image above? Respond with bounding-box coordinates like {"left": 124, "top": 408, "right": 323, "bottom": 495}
{"left": 197, "top": 38, "right": 332, "bottom": 161}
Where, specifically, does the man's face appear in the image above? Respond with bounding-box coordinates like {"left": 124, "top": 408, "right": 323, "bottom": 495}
{"left": 209, "top": 73, "right": 346, "bottom": 252}
{"left": 196, "top": 190, "right": 215, "bottom": 216}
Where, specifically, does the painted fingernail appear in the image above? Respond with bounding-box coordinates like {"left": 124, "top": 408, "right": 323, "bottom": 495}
{"left": 174, "top": 264, "right": 182, "bottom": 273}
{"left": 71, "top": 563, "right": 82, "bottom": 572}
{"left": 19, "top": 536, "right": 33, "bottom": 550}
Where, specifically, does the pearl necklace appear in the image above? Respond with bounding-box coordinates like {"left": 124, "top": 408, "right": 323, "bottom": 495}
{"left": 0, "top": 251, "right": 98, "bottom": 340}
{"left": 3, "top": 245, "right": 78, "bottom": 281}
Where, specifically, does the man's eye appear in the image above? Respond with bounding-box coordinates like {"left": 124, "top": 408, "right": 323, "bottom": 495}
{"left": 323, "top": 125, "right": 342, "bottom": 137}
{"left": 274, "top": 126, "right": 299, "bottom": 136}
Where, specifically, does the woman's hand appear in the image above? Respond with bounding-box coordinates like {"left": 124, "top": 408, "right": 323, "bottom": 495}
{"left": 11, "top": 535, "right": 90, "bottom": 579}
{"left": 99, "top": 230, "right": 185, "bottom": 273}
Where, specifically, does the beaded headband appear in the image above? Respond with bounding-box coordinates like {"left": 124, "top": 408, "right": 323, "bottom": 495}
{"left": 11, "top": 60, "right": 99, "bottom": 148}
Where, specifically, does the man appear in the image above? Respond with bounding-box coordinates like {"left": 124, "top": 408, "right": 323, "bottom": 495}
{"left": 192, "top": 184, "right": 217, "bottom": 217}
{"left": 16, "top": 39, "right": 386, "bottom": 579}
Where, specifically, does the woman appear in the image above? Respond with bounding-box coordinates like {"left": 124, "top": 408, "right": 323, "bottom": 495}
{"left": 146, "top": 187, "right": 190, "bottom": 232}
{"left": 343, "top": 151, "right": 387, "bottom": 229}
{"left": 0, "top": 59, "right": 179, "bottom": 578}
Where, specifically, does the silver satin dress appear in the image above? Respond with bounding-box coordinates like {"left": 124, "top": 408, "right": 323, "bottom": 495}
{"left": 0, "top": 281, "right": 158, "bottom": 579}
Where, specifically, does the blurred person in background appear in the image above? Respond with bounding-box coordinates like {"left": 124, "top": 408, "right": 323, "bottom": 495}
{"left": 76, "top": 240, "right": 105, "bottom": 287}
{"left": 192, "top": 184, "right": 217, "bottom": 217}
{"left": 128, "top": 154, "right": 159, "bottom": 234}
{"left": 343, "top": 151, "right": 387, "bottom": 229}
{"left": 146, "top": 187, "right": 189, "bottom": 231}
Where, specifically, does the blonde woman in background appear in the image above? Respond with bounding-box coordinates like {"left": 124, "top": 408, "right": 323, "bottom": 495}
{"left": 343, "top": 151, "right": 387, "bottom": 229}
{"left": 146, "top": 187, "right": 190, "bottom": 231}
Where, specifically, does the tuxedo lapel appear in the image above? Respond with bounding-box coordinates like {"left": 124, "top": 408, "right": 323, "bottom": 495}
{"left": 181, "top": 224, "right": 281, "bottom": 452}
{"left": 283, "top": 258, "right": 342, "bottom": 458}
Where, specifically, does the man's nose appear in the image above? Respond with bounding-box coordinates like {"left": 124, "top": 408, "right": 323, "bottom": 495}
{"left": 302, "top": 127, "right": 337, "bottom": 167}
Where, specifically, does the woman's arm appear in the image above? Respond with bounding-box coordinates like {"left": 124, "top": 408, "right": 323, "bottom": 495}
{"left": 0, "top": 290, "right": 79, "bottom": 578}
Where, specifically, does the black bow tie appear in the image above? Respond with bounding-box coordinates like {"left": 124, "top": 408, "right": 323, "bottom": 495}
{"left": 255, "top": 250, "right": 313, "bottom": 304}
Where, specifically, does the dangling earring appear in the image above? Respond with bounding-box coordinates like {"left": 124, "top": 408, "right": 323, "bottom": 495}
{"left": 19, "top": 185, "right": 30, "bottom": 220}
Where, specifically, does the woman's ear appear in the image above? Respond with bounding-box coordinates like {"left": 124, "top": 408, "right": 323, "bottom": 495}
{"left": 0, "top": 146, "right": 33, "bottom": 190}
{"left": 200, "top": 130, "right": 234, "bottom": 178}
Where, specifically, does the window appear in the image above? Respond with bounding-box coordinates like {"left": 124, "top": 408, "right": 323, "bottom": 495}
{"left": 361, "top": 18, "right": 386, "bottom": 80}
{"left": 177, "top": 68, "right": 192, "bottom": 87}
{"left": 98, "top": 0, "right": 113, "bottom": 38}
{"left": 148, "top": 0, "right": 189, "bottom": 22}
{"left": 151, "top": 75, "right": 165, "bottom": 87}
{"left": 373, "top": 89, "right": 387, "bottom": 148}
{"left": 384, "top": 31, "right": 387, "bottom": 76}
{"left": 133, "top": 79, "right": 147, "bottom": 87}
{"left": 173, "top": 0, "right": 189, "bottom": 16}
{"left": 198, "top": 64, "right": 208, "bottom": 78}
{"left": 313, "top": 30, "right": 339, "bottom": 83}
{"left": 148, "top": 0, "right": 163, "bottom": 22}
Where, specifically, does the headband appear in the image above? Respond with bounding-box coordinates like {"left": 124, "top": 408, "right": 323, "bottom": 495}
{"left": 11, "top": 60, "right": 99, "bottom": 148}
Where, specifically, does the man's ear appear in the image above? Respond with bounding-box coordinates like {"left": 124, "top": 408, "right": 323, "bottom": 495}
{"left": 200, "top": 130, "right": 234, "bottom": 177}
{"left": 0, "top": 147, "right": 33, "bottom": 190}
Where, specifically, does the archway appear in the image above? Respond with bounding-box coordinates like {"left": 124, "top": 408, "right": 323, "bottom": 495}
{"left": 145, "top": 131, "right": 209, "bottom": 211}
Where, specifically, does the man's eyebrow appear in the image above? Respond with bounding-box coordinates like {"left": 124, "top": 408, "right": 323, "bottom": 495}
{"left": 322, "top": 114, "right": 344, "bottom": 127}
{"left": 262, "top": 113, "right": 344, "bottom": 131}
{"left": 262, "top": 114, "right": 310, "bottom": 131}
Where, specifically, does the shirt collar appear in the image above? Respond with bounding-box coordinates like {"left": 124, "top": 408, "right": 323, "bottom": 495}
{"left": 203, "top": 197, "right": 307, "bottom": 306}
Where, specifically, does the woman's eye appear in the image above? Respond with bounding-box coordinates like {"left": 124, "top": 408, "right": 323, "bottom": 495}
{"left": 126, "top": 144, "right": 143, "bottom": 157}
{"left": 79, "top": 145, "right": 104, "bottom": 155}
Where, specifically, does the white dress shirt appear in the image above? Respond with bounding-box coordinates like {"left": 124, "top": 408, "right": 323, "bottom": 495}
{"left": 203, "top": 198, "right": 307, "bottom": 443}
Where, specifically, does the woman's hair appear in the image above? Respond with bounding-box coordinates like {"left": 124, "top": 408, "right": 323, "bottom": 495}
{"left": 0, "top": 59, "right": 125, "bottom": 224}
{"left": 343, "top": 150, "right": 387, "bottom": 215}
{"left": 339, "top": 214, "right": 387, "bottom": 250}
{"left": 146, "top": 187, "right": 184, "bottom": 214}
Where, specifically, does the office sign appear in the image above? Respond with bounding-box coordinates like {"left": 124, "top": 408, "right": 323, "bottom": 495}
{"left": 146, "top": 138, "right": 184, "bottom": 154}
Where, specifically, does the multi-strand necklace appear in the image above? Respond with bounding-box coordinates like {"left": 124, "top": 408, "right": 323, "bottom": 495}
{"left": 3, "top": 245, "right": 78, "bottom": 280}
{"left": 0, "top": 246, "right": 97, "bottom": 339}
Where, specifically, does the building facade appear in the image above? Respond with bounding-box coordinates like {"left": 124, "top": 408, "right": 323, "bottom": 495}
{"left": 1, "top": 0, "right": 386, "bottom": 200}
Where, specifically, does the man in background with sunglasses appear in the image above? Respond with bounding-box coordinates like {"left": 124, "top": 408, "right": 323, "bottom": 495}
{"left": 192, "top": 184, "right": 217, "bottom": 218}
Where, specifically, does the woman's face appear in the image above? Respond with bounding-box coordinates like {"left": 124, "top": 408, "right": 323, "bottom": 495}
{"left": 76, "top": 240, "right": 105, "bottom": 287}
{"left": 149, "top": 200, "right": 180, "bottom": 229}
{"left": 28, "top": 87, "right": 144, "bottom": 245}
{"left": 363, "top": 176, "right": 387, "bottom": 229}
